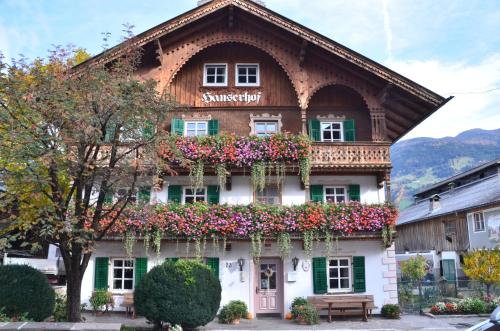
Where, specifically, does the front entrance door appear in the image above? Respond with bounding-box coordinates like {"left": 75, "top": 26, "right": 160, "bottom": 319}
{"left": 254, "top": 258, "right": 283, "bottom": 315}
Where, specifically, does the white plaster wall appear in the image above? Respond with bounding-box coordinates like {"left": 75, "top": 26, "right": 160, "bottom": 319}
{"left": 82, "top": 239, "right": 392, "bottom": 314}
{"left": 310, "top": 175, "right": 383, "bottom": 204}
{"left": 152, "top": 175, "right": 381, "bottom": 205}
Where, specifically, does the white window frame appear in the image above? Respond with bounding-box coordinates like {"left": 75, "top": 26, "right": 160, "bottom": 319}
{"left": 203, "top": 63, "right": 228, "bottom": 87}
{"left": 235, "top": 63, "right": 260, "bottom": 87}
{"left": 320, "top": 121, "right": 344, "bottom": 142}
{"left": 183, "top": 186, "right": 207, "bottom": 204}
{"left": 254, "top": 120, "right": 278, "bottom": 137}
{"left": 324, "top": 186, "right": 347, "bottom": 204}
{"left": 110, "top": 258, "right": 135, "bottom": 293}
{"left": 327, "top": 257, "right": 352, "bottom": 293}
{"left": 184, "top": 120, "right": 208, "bottom": 137}
{"left": 472, "top": 212, "right": 486, "bottom": 232}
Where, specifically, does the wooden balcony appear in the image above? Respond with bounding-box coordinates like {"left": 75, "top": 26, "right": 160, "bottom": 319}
{"left": 310, "top": 142, "right": 391, "bottom": 170}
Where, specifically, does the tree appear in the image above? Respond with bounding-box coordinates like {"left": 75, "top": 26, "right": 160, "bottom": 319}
{"left": 400, "top": 254, "right": 427, "bottom": 310}
{"left": 463, "top": 248, "right": 500, "bottom": 296}
{"left": 0, "top": 39, "right": 175, "bottom": 321}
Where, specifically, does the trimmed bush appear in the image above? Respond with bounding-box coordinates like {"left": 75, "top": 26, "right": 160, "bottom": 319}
{"left": 381, "top": 304, "right": 401, "bottom": 319}
{"left": 134, "top": 259, "right": 221, "bottom": 329}
{"left": 290, "top": 297, "right": 308, "bottom": 318}
{"left": 457, "top": 298, "right": 487, "bottom": 314}
{"left": 218, "top": 300, "right": 248, "bottom": 324}
{"left": 0, "top": 265, "right": 55, "bottom": 321}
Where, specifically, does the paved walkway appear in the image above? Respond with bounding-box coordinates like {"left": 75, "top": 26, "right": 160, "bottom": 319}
{"left": 82, "top": 312, "right": 486, "bottom": 330}
{"left": 0, "top": 322, "right": 121, "bottom": 330}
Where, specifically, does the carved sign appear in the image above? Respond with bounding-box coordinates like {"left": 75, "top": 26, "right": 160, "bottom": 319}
{"left": 201, "top": 91, "right": 262, "bottom": 104}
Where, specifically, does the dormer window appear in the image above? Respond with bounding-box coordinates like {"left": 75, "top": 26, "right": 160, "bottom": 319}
{"left": 203, "top": 63, "right": 227, "bottom": 86}
{"left": 236, "top": 64, "right": 260, "bottom": 86}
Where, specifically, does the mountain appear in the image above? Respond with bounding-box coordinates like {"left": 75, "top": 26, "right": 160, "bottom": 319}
{"left": 391, "top": 128, "right": 500, "bottom": 210}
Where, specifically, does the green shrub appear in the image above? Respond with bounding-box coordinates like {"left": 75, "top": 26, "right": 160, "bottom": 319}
{"left": 218, "top": 300, "right": 248, "bottom": 324}
{"left": 381, "top": 304, "right": 401, "bottom": 319}
{"left": 0, "top": 265, "right": 55, "bottom": 321}
{"left": 290, "top": 297, "right": 308, "bottom": 318}
{"left": 53, "top": 293, "right": 67, "bottom": 322}
{"left": 293, "top": 302, "right": 319, "bottom": 325}
{"left": 457, "top": 298, "right": 487, "bottom": 314}
{"left": 134, "top": 259, "right": 221, "bottom": 329}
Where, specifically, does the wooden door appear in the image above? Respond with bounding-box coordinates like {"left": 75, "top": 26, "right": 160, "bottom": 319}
{"left": 254, "top": 258, "right": 282, "bottom": 314}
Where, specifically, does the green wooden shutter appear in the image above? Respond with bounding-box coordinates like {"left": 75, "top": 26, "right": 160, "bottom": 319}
{"left": 168, "top": 185, "right": 182, "bottom": 203}
{"left": 348, "top": 184, "right": 361, "bottom": 202}
{"left": 310, "top": 185, "right": 324, "bottom": 202}
{"left": 165, "top": 257, "right": 179, "bottom": 263}
{"left": 207, "top": 185, "right": 220, "bottom": 205}
{"left": 135, "top": 257, "right": 148, "bottom": 287}
{"left": 308, "top": 119, "right": 321, "bottom": 141}
{"left": 138, "top": 186, "right": 151, "bottom": 204}
{"left": 442, "top": 259, "right": 456, "bottom": 282}
{"left": 343, "top": 119, "right": 356, "bottom": 142}
{"left": 104, "top": 123, "right": 116, "bottom": 142}
{"left": 142, "top": 120, "right": 154, "bottom": 140}
{"left": 208, "top": 119, "right": 219, "bottom": 136}
{"left": 104, "top": 190, "right": 114, "bottom": 204}
{"left": 206, "top": 257, "right": 220, "bottom": 278}
{"left": 171, "top": 118, "right": 184, "bottom": 136}
{"left": 94, "top": 257, "right": 109, "bottom": 290}
{"left": 312, "top": 257, "right": 327, "bottom": 294}
{"left": 353, "top": 256, "right": 366, "bottom": 293}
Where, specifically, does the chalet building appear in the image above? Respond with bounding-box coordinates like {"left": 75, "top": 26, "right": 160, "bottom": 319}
{"left": 76, "top": 0, "right": 448, "bottom": 316}
{"left": 396, "top": 159, "right": 500, "bottom": 282}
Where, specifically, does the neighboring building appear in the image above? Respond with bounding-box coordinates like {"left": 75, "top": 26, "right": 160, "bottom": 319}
{"left": 77, "top": 0, "right": 447, "bottom": 316}
{"left": 396, "top": 159, "right": 500, "bottom": 282}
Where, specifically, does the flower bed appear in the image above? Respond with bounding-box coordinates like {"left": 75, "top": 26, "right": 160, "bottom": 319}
{"left": 89, "top": 202, "right": 397, "bottom": 258}
{"left": 429, "top": 296, "right": 500, "bottom": 315}
{"left": 158, "top": 133, "right": 312, "bottom": 190}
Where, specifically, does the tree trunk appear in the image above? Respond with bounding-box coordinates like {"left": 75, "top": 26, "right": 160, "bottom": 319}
{"left": 66, "top": 265, "right": 83, "bottom": 322}
{"left": 486, "top": 283, "right": 491, "bottom": 297}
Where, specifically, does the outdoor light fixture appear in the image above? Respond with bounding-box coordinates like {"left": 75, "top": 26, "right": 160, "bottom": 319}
{"left": 237, "top": 258, "right": 245, "bottom": 271}
{"left": 292, "top": 256, "right": 299, "bottom": 271}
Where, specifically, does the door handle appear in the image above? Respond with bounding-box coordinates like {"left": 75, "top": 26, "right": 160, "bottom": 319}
{"left": 256, "top": 286, "right": 259, "bottom": 294}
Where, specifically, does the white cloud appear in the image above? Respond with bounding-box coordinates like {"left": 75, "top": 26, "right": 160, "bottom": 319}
{"left": 387, "top": 55, "right": 500, "bottom": 139}
{"left": 381, "top": 0, "right": 393, "bottom": 60}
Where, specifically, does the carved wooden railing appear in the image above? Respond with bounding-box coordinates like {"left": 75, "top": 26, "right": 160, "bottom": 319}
{"left": 310, "top": 142, "right": 391, "bottom": 169}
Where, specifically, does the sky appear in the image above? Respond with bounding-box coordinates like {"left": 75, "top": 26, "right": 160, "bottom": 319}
{"left": 1, "top": 0, "right": 499, "bottom": 140}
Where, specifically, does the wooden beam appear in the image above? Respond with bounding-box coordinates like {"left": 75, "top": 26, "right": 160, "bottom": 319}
{"left": 377, "top": 83, "right": 394, "bottom": 104}
{"left": 384, "top": 99, "right": 421, "bottom": 121}
{"left": 385, "top": 118, "right": 406, "bottom": 134}
{"left": 155, "top": 38, "right": 165, "bottom": 67}
{"left": 299, "top": 39, "right": 308, "bottom": 67}
{"left": 228, "top": 5, "right": 234, "bottom": 28}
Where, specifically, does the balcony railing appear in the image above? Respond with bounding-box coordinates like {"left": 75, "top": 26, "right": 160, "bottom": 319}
{"left": 310, "top": 142, "right": 391, "bottom": 169}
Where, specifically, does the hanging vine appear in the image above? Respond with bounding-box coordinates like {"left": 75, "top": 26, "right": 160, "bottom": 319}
{"left": 251, "top": 162, "right": 266, "bottom": 192}
{"left": 276, "top": 163, "right": 286, "bottom": 189}
{"left": 194, "top": 238, "right": 202, "bottom": 260}
{"left": 215, "top": 163, "right": 227, "bottom": 189}
{"left": 153, "top": 228, "right": 162, "bottom": 258}
{"left": 382, "top": 225, "right": 395, "bottom": 248}
{"left": 299, "top": 156, "right": 311, "bottom": 187}
{"left": 277, "top": 232, "right": 292, "bottom": 260}
{"left": 250, "top": 232, "right": 263, "bottom": 264}
{"left": 143, "top": 229, "right": 150, "bottom": 256}
{"left": 189, "top": 159, "right": 205, "bottom": 190}
{"left": 302, "top": 230, "right": 315, "bottom": 258}
{"left": 324, "top": 231, "right": 333, "bottom": 257}
{"left": 124, "top": 231, "right": 136, "bottom": 258}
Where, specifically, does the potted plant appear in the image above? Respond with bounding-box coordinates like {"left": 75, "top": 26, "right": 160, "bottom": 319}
{"left": 89, "top": 289, "right": 114, "bottom": 315}
{"left": 218, "top": 300, "right": 248, "bottom": 324}
{"left": 294, "top": 303, "right": 319, "bottom": 325}
{"left": 381, "top": 304, "right": 401, "bottom": 319}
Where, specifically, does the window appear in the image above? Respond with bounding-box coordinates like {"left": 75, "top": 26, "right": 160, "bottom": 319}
{"left": 203, "top": 63, "right": 227, "bottom": 86}
{"left": 473, "top": 212, "right": 485, "bottom": 232}
{"left": 444, "top": 221, "right": 456, "bottom": 235}
{"left": 324, "top": 186, "right": 346, "bottom": 203}
{"left": 112, "top": 259, "right": 134, "bottom": 291}
{"left": 235, "top": 64, "right": 260, "bottom": 86}
{"left": 254, "top": 121, "right": 278, "bottom": 137}
{"left": 116, "top": 188, "right": 137, "bottom": 204}
{"left": 183, "top": 187, "right": 206, "bottom": 204}
{"left": 185, "top": 121, "right": 208, "bottom": 137}
{"left": 321, "top": 121, "right": 343, "bottom": 142}
{"left": 328, "top": 257, "right": 351, "bottom": 292}
{"left": 255, "top": 185, "right": 280, "bottom": 205}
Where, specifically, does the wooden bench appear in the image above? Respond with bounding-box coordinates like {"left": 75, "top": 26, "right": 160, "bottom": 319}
{"left": 308, "top": 295, "right": 377, "bottom": 322}
{"left": 120, "top": 292, "right": 135, "bottom": 318}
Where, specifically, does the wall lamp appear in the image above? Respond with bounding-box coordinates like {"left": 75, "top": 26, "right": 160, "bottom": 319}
{"left": 292, "top": 256, "right": 299, "bottom": 271}
{"left": 237, "top": 257, "right": 245, "bottom": 271}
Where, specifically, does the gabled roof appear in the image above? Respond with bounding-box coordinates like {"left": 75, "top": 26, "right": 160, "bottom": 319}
{"left": 397, "top": 173, "right": 500, "bottom": 226}
{"left": 75, "top": 0, "right": 446, "bottom": 108}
